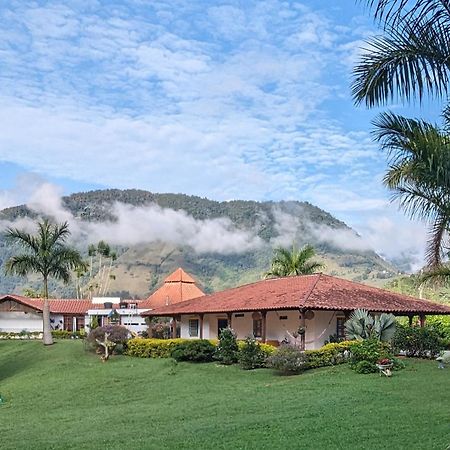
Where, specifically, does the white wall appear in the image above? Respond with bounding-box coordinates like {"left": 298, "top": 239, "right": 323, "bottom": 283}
{"left": 0, "top": 311, "right": 43, "bottom": 332}
{"left": 177, "top": 309, "right": 345, "bottom": 350}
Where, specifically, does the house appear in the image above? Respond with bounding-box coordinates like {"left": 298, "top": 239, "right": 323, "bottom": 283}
{"left": 0, "top": 295, "right": 91, "bottom": 333}
{"left": 142, "top": 273, "right": 450, "bottom": 349}
{"left": 0, "top": 268, "right": 204, "bottom": 335}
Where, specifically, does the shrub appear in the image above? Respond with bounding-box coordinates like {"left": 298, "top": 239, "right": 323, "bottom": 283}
{"left": 125, "top": 338, "right": 191, "bottom": 358}
{"left": 345, "top": 309, "right": 396, "bottom": 341}
{"left": 353, "top": 360, "right": 377, "bottom": 374}
{"left": 391, "top": 324, "right": 443, "bottom": 358}
{"left": 215, "top": 328, "right": 238, "bottom": 365}
{"left": 86, "top": 325, "right": 130, "bottom": 353}
{"left": 238, "top": 336, "right": 267, "bottom": 370}
{"left": 149, "top": 318, "right": 171, "bottom": 339}
{"left": 51, "top": 330, "right": 83, "bottom": 339}
{"left": 171, "top": 340, "right": 216, "bottom": 362}
{"left": 350, "top": 338, "right": 393, "bottom": 373}
{"left": 306, "top": 341, "right": 357, "bottom": 369}
{"left": 267, "top": 345, "right": 309, "bottom": 374}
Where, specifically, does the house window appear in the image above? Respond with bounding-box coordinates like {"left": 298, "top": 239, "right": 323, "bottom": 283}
{"left": 336, "top": 317, "right": 346, "bottom": 340}
{"left": 189, "top": 319, "right": 199, "bottom": 337}
{"left": 253, "top": 319, "right": 262, "bottom": 338}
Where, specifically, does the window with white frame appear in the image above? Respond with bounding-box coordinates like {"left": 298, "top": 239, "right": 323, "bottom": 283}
{"left": 189, "top": 319, "right": 199, "bottom": 337}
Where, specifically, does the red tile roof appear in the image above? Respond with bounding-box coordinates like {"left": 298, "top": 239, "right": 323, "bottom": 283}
{"left": 0, "top": 295, "right": 149, "bottom": 314}
{"left": 143, "top": 274, "right": 450, "bottom": 316}
{"left": 164, "top": 268, "right": 196, "bottom": 283}
{"left": 140, "top": 268, "right": 205, "bottom": 309}
{"left": 0, "top": 295, "right": 92, "bottom": 314}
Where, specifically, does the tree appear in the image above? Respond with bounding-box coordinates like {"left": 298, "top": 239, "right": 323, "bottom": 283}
{"left": 265, "top": 244, "right": 324, "bottom": 278}
{"left": 353, "top": 0, "right": 450, "bottom": 268}
{"left": 373, "top": 111, "right": 450, "bottom": 265}
{"left": 4, "top": 219, "right": 86, "bottom": 345}
{"left": 353, "top": 0, "right": 450, "bottom": 107}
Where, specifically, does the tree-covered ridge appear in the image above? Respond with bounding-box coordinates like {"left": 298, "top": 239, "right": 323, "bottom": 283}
{"left": 0, "top": 189, "right": 398, "bottom": 298}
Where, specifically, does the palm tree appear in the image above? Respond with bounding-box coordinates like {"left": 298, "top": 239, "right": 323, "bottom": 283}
{"left": 4, "top": 219, "right": 86, "bottom": 345}
{"left": 265, "top": 244, "right": 324, "bottom": 278}
{"left": 373, "top": 111, "right": 450, "bottom": 265}
{"left": 353, "top": 0, "right": 450, "bottom": 107}
{"left": 353, "top": 1, "right": 450, "bottom": 271}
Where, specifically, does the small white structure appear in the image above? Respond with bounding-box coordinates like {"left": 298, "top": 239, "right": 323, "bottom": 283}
{"left": 85, "top": 299, "right": 148, "bottom": 334}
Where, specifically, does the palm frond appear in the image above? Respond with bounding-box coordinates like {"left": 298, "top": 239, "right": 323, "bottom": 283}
{"left": 5, "top": 255, "right": 42, "bottom": 277}
{"left": 353, "top": 20, "right": 450, "bottom": 106}
{"left": 362, "top": 0, "right": 450, "bottom": 29}
{"left": 421, "top": 264, "right": 450, "bottom": 284}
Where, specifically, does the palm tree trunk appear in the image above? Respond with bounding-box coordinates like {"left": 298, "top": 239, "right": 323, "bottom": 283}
{"left": 42, "top": 276, "right": 54, "bottom": 346}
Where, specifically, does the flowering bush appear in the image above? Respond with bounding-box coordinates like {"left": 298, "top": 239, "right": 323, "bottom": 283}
{"left": 238, "top": 336, "right": 267, "bottom": 370}
{"left": 267, "top": 345, "right": 309, "bottom": 374}
{"left": 391, "top": 324, "right": 443, "bottom": 358}
{"left": 350, "top": 338, "right": 393, "bottom": 373}
{"left": 377, "top": 358, "right": 392, "bottom": 366}
{"left": 215, "top": 328, "right": 239, "bottom": 365}
{"left": 86, "top": 325, "right": 130, "bottom": 354}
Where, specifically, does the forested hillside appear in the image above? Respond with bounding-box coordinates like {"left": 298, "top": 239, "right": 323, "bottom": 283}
{"left": 0, "top": 189, "right": 399, "bottom": 298}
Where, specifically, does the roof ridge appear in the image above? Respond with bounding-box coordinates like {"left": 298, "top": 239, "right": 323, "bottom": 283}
{"left": 302, "top": 273, "right": 322, "bottom": 307}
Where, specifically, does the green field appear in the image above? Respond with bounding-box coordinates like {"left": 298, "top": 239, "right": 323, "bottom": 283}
{"left": 0, "top": 341, "right": 449, "bottom": 449}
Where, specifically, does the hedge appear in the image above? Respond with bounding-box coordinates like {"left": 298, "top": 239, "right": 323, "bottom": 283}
{"left": 126, "top": 338, "right": 276, "bottom": 359}
{"left": 126, "top": 338, "right": 193, "bottom": 358}
{"left": 305, "top": 341, "right": 359, "bottom": 369}
{"left": 0, "top": 330, "right": 84, "bottom": 340}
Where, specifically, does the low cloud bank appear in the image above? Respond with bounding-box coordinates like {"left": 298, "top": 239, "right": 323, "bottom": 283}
{"left": 0, "top": 181, "right": 427, "bottom": 270}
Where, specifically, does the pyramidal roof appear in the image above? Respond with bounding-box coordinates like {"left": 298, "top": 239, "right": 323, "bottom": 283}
{"left": 142, "top": 268, "right": 204, "bottom": 309}
{"left": 164, "top": 268, "right": 196, "bottom": 284}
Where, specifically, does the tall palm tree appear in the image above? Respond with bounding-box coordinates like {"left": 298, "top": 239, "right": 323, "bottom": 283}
{"left": 265, "top": 244, "right": 324, "bottom": 278}
{"left": 353, "top": 0, "right": 450, "bottom": 272}
{"left": 353, "top": 0, "right": 450, "bottom": 107}
{"left": 4, "top": 219, "right": 86, "bottom": 345}
{"left": 373, "top": 111, "right": 450, "bottom": 265}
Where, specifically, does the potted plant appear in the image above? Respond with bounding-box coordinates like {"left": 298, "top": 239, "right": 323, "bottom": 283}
{"left": 376, "top": 358, "right": 393, "bottom": 377}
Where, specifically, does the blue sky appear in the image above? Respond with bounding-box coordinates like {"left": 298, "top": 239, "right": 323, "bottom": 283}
{"left": 0, "top": 0, "right": 441, "bottom": 267}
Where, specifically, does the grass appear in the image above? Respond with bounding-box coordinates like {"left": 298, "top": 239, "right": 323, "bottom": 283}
{"left": 0, "top": 341, "right": 449, "bottom": 450}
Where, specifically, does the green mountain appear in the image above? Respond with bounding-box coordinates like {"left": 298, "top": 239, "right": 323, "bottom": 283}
{"left": 0, "top": 189, "right": 400, "bottom": 298}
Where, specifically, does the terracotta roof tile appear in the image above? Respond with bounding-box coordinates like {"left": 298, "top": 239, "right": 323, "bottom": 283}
{"left": 0, "top": 295, "right": 92, "bottom": 314}
{"left": 164, "top": 268, "right": 196, "bottom": 283}
{"left": 141, "top": 268, "right": 204, "bottom": 309}
{"left": 143, "top": 274, "right": 450, "bottom": 316}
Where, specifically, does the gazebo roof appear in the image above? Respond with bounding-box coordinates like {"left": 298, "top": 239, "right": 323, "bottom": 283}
{"left": 141, "top": 268, "right": 204, "bottom": 309}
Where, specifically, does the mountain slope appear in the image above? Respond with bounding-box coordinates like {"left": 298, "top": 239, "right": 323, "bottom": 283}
{"left": 0, "top": 189, "right": 399, "bottom": 298}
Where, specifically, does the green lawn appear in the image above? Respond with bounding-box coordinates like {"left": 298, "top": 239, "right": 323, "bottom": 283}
{"left": 0, "top": 341, "right": 449, "bottom": 450}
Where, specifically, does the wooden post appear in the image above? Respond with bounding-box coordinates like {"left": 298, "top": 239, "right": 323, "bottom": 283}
{"left": 261, "top": 311, "right": 267, "bottom": 343}
{"left": 408, "top": 315, "right": 413, "bottom": 327}
{"left": 199, "top": 314, "right": 204, "bottom": 339}
{"left": 227, "top": 312, "right": 233, "bottom": 330}
{"left": 172, "top": 316, "right": 177, "bottom": 338}
{"left": 299, "top": 308, "right": 306, "bottom": 351}
{"left": 419, "top": 314, "right": 426, "bottom": 328}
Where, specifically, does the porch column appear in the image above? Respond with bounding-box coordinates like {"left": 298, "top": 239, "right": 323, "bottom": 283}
{"left": 419, "top": 314, "right": 426, "bottom": 328}
{"left": 408, "top": 314, "right": 413, "bottom": 327}
{"left": 299, "top": 308, "right": 306, "bottom": 351}
{"left": 172, "top": 316, "right": 177, "bottom": 338}
{"left": 199, "top": 313, "right": 204, "bottom": 339}
{"left": 227, "top": 312, "right": 233, "bottom": 330}
{"left": 261, "top": 311, "right": 267, "bottom": 343}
